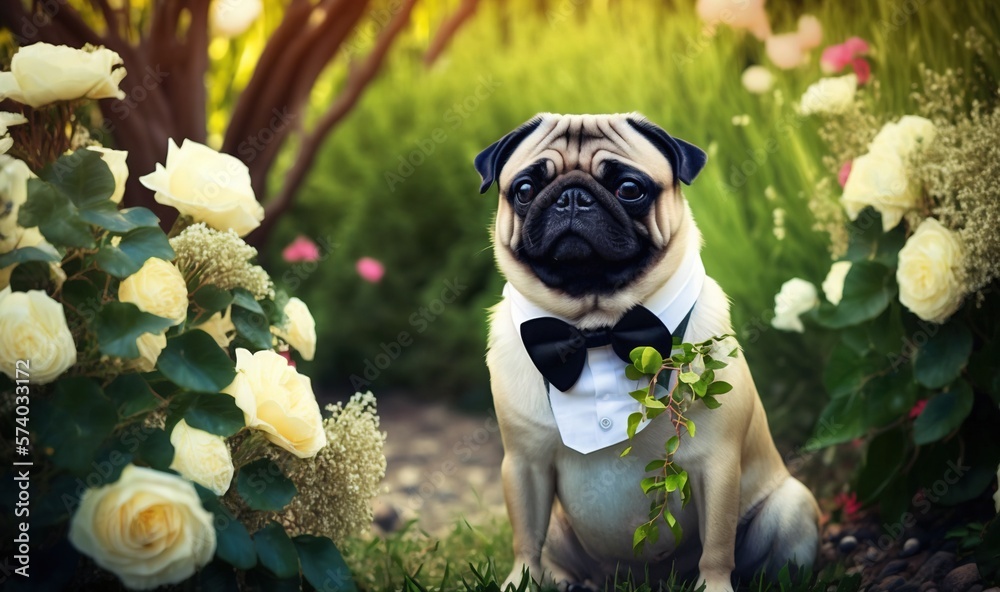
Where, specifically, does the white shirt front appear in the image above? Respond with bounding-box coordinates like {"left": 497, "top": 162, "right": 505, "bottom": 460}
{"left": 503, "top": 248, "right": 705, "bottom": 455}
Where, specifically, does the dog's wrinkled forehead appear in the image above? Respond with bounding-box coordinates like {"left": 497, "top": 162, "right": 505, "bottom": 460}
{"left": 475, "top": 113, "right": 707, "bottom": 194}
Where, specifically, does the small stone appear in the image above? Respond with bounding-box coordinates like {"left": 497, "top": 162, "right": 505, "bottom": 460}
{"left": 968, "top": 585, "right": 983, "bottom": 592}
{"left": 915, "top": 552, "right": 957, "bottom": 584}
{"left": 882, "top": 577, "right": 906, "bottom": 591}
{"left": 901, "top": 538, "right": 921, "bottom": 558}
{"left": 982, "top": 588, "right": 1000, "bottom": 592}
{"left": 866, "top": 546, "right": 885, "bottom": 563}
{"left": 942, "top": 564, "right": 981, "bottom": 592}
{"left": 372, "top": 500, "right": 401, "bottom": 533}
{"left": 897, "top": 585, "right": 919, "bottom": 592}
{"left": 839, "top": 535, "right": 859, "bottom": 553}
{"left": 881, "top": 560, "right": 909, "bottom": 579}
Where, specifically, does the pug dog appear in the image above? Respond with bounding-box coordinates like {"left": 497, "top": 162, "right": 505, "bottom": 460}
{"left": 476, "top": 113, "right": 819, "bottom": 592}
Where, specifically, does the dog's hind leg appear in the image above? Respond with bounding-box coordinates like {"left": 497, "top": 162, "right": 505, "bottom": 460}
{"left": 540, "top": 501, "right": 601, "bottom": 590}
{"left": 734, "top": 476, "right": 820, "bottom": 581}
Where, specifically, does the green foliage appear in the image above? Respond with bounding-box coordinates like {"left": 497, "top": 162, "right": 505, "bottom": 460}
{"left": 93, "top": 302, "right": 174, "bottom": 358}
{"left": 621, "top": 338, "right": 735, "bottom": 554}
{"left": 96, "top": 226, "right": 175, "bottom": 279}
{"left": 238, "top": 458, "right": 298, "bottom": 512}
{"left": 34, "top": 377, "right": 118, "bottom": 474}
{"left": 157, "top": 330, "right": 237, "bottom": 393}
{"left": 253, "top": 522, "right": 300, "bottom": 580}
{"left": 293, "top": 534, "right": 358, "bottom": 592}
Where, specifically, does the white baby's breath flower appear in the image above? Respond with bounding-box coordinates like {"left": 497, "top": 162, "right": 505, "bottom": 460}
{"left": 799, "top": 74, "right": 857, "bottom": 116}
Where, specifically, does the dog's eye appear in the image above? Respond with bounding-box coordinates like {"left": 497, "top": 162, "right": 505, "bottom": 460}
{"left": 513, "top": 181, "right": 536, "bottom": 204}
{"left": 616, "top": 180, "right": 644, "bottom": 201}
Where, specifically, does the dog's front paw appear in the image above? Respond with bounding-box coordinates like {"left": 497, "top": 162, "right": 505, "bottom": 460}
{"left": 697, "top": 571, "right": 736, "bottom": 592}
{"left": 502, "top": 562, "right": 542, "bottom": 591}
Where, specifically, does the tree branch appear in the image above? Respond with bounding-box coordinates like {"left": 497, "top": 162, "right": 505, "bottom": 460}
{"left": 246, "top": 0, "right": 418, "bottom": 246}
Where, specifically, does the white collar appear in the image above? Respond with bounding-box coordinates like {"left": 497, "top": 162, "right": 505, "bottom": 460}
{"left": 502, "top": 243, "right": 705, "bottom": 454}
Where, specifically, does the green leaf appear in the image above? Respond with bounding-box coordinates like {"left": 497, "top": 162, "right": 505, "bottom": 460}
{"left": 629, "top": 347, "right": 645, "bottom": 365}
{"left": 645, "top": 459, "right": 666, "bottom": 472}
{"left": 856, "top": 428, "right": 906, "bottom": 504}
{"left": 913, "top": 320, "right": 973, "bottom": 389}
{"left": 702, "top": 395, "right": 722, "bottom": 409}
{"left": 913, "top": 381, "right": 974, "bottom": 445}
{"left": 664, "top": 473, "right": 685, "bottom": 492}
{"left": 231, "top": 287, "right": 265, "bottom": 314}
{"left": 79, "top": 205, "right": 160, "bottom": 233}
{"left": 666, "top": 510, "right": 683, "bottom": 543}
{"left": 40, "top": 148, "right": 115, "bottom": 206}
{"left": 232, "top": 305, "right": 273, "bottom": 351}
{"left": 254, "top": 522, "right": 299, "bottom": 579}
{"left": 665, "top": 435, "right": 680, "bottom": 455}
{"left": 293, "top": 535, "right": 358, "bottom": 592}
{"left": 197, "top": 489, "right": 257, "bottom": 570}
{"left": 620, "top": 446, "right": 632, "bottom": 457}
{"left": 684, "top": 419, "right": 696, "bottom": 437}
{"left": 96, "top": 227, "right": 175, "bottom": 279}
{"left": 704, "top": 358, "right": 728, "bottom": 371}
{"left": 632, "top": 523, "right": 650, "bottom": 554}
{"left": 678, "top": 371, "right": 700, "bottom": 384}
{"left": 0, "top": 245, "right": 60, "bottom": 268}
{"left": 136, "top": 428, "right": 174, "bottom": 471}
{"left": 238, "top": 458, "right": 298, "bottom": 512}
{"left": 157, "top": 329, "right": 236, "bottom": 393}
{"left": 823, "top": 342, "right": 885, "bottom": 398}
{"left": 626, "top": 412, "right": 642, "bottom": 439}
{"left": 629, "top": 388, "right": 649, "bottom": 403}
{"left": 640, "top": 477, "right": 660, "bottom": 494}
{"left": 184, "top": 393, "right": 245, "bottom": 437}
{"left": 643, "top": 396, "right": 666, "bottom": 409}
{"left": 34, "top": 378, "right": 118, "bottom": 474}
{"left": 814, "top": 261, "right": 896, "bottom": 328}
{"left": 19, "top": 180, "right": 94, "bottom": 248}
{"left": 104, "top": 373, "right": 159, "bottom": 417}
{"left": 804, "top": 395, "right": 867, "bottom": 450}
{"left": 192, "top": 285, "right": 234, "bottom": 324}
{"left": 639, "top": 347, "right": 663, "bottom": 375}
{"left": 625, "top": 364, "right": 646, "bottom": 381}
{"left": 706, "top": 381, "right": 732, "bottom": 395}
{"left": 94, "top": 302, "right": 174, "bottom": 359}
{"left": 197, "top": 561, "right": 240, "bottom": 592}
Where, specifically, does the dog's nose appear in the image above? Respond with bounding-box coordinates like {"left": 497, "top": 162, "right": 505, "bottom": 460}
{"left": 554, "top": 187, "right": 595, "bottom": 211}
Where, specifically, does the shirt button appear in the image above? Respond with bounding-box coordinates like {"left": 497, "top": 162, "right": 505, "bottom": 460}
{"left": 599, "top": 417, "right": 613, "bottom": 431}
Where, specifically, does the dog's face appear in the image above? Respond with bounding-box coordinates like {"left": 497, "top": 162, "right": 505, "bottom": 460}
{"left": 476, "top": 113, "right": 707, "bottom": 321}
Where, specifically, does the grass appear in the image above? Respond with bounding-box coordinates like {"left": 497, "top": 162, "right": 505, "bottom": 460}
{"left": 342, "top": 517, "right": 861, "bottom": 592}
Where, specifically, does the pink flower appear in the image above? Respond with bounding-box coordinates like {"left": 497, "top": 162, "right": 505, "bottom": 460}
{"left": 282, "top": 235, "right": 320, "bottom": 263}
{"left": 838, "top": 160, "right": 853, "bottom": 188}
{"left": 278, "top": 349, "right": 296, "bottom": 368}
{"left": 356, "top": 257, "right": 385, "bottom": 283}
{"left": 835, "top": 492, "right": 862, "bottom": 520}
{"left": 766, "top": 33, "right": 806, "bottom": 70}
{"left": 909, "top": 399, "right": 928, "bottom": 419}
{"left": 796, "top": 15, "right": 823, "bottom": 50}
{"left": 696, "top": 0, "right": 771, "bottom": 40}
{"left": 851, "top": 57, "right": 872, "bottom": 85}
{"left": 821, "top": 36, "right": 871, "bottom": 74}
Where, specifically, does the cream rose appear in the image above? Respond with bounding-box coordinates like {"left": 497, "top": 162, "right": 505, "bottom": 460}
{"left": 133, "top": 330, "right": 167, "bottom": 372}
{"left": 897, "top": 218, "right": 965, "bottom": 323}
{"left": 0, "top": 155, "right": 34, "bottom": 252}
{"left": 223, "top": 348, "right": 326, "bottom": 458}
{"left": 771, "top": 278, "right": 819, "bottom": 333}
{"left": 799, "top": 74, "right": 857, "bottom": 116}
{"left": 869, "top": 115, "right": 936, "bottom": 160}
{"left": 118, "top": 257, "right": 189, "bottom": 324}
{"left": 196, "top": 306, "right": 236, "bottom": 349}
{"left": 0, "top": 43, "right": 127, "bottom": 108}
{"left": 86, "top": 146, "right": 129, "bottom": 204}
{"left": 68, "top": 465, "right": 215, "bottom": 590}
{"left": 169, "top": 419, "right": 235, "bottom": 496}
{"left": 841, "top": 151, "right": 915, "bottom": 232}
{"left": 0, "top": 287, "right": 76, "bottom": 384}
{"left": 0, "top": 112, "right": 27, "bottom": 155}
{"left": 822, "top": 261, "right": 853, "bottom": 306}
{"left": 273, "top": 297, "right": 316, "bottom": 361}
{"left": 139, "top": 139, "right": 264, "bottom": 237}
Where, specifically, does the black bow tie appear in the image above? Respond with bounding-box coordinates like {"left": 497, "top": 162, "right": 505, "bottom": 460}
{"left": 520, "top": 305, "right": 689, "bottom": 392}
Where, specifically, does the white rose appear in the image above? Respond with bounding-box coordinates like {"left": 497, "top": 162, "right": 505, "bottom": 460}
{"left": 741, "top": 66, "right": 774, "bottom": 95}
{"left": 139, "top": 138, "right": 264, "bottom": 237}
{"left": 169, "top": 419, "right": 235, "bottom": 496}
{"left": 273, "top": 297, "right": 316, "bottom": 361}
{"left": 870, "top": 115, "right": 936, "bottom": 160}
{"left": 0, "top": 155, "right": 34, "bottom": 252}
{"left": 771, "top": 278, "right": 819, "bottom": 333}
{"left": 133, "top": 330, "right": 167, "bottom": 372}
{"left": 0, "top": 287, "right": 76, "bottom": 384}
{"left": 118, "top": 257, "right": 189, "bottom": 324}
{"left": 822, "top": 261, "right": 853, "bottom": 305}
{"left": 799, "top": 74, "right": 857, "bottom": 116}
{"left": 0, "top": 43, "right": 127, "bottom": 108}
{"left": 211, "top": 0, "right": 264, "bottom": 38}
{"left": 897, "top": 218, "right": 965, "bottom": 323}
{"left": 841, "top": 151, "right": 916, "bottom": 232}
{"left": 223, "top": 348, "right": 327, "bottom": 458}
{"left": 0, "top": 112, "right": 27, "bottom": 155}
{"left": 86, "top": 146, "right": 129, "bottom": 204}
{"left": 68, "top": 465, "right": 215, "bottom": 591}
{"left": 195, "top": 306, "right": 236, "bottom": 349}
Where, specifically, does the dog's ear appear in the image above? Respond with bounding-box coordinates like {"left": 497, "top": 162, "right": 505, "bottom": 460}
{"left": 626, "top": 117, "right": 707, "bottom": 186}
{"left": 474, "top": 117, "right": 542, "bottom": 194}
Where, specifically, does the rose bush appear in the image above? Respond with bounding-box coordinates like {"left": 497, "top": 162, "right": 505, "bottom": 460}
{"left": 0, "top": 287, "right": 76, "bottom": 384}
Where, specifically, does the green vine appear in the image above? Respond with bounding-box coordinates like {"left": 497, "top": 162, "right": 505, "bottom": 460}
{"left": 622, "top": 336, "right": 737, "bottom": 554}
